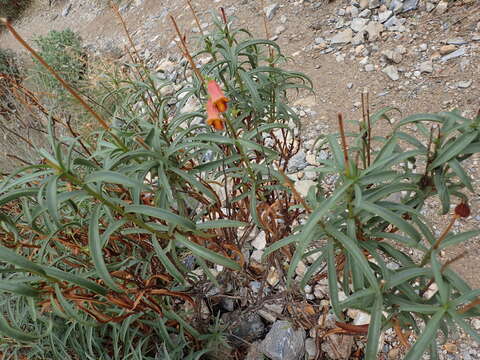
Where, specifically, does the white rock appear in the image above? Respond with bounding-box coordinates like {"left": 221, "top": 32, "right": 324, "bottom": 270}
{"left": 305, "top": 338, "right": 317, "bottom": 359}
{"left": 435, "top": 0, "right": 448, "bottom": 14}
{"left": 382, "top": 65, "right": 399, "bottom": 81}
{"left": 472, "top": 319, "right": 480, "bottom": 330}
{"left": 457, "top": 80, "right": 473, "bottom": 88}
{"left": 295, "top": 260, "right": 307, "bottom": 277}
{"left": 251, "top": 249, "right": 264, "bottom": 263}
{"left": 419, "top": 60, "right": 433, "bottom": 73}
{"left": 351, "top": 18, "right": 369, "bottom": 32}
{"left": 330, "top": 29, "right": 353, "bottom": 44}
{"left": 353, "top": 310, "right": 371, "bottom": 325}
{"left": 378, "top": 10, "right": 393, "bottom": 23}
{"left": 252, "top": 231, "right": 267, "bottom": 250}
{"left": 295, "top": 180, "right": 316, "bottom": 197}
{"left": 365, "top": 21, "right": 383, "bottom": 41}
{"left": 264, "top": 4, "right": 279, "bottom": 20}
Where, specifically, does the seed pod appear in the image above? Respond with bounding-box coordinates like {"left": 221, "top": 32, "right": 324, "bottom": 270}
{"left": 455, "top": 202, "right": 470, "bottom": 218}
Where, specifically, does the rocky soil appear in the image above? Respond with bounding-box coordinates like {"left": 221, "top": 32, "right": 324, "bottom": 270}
{"left": 1, "top": 0, "right": 480, "bottom": 359}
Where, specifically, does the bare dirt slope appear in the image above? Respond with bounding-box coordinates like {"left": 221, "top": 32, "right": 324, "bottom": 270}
{"left": 1, "top": 0, "right": 480, "bottom": 289}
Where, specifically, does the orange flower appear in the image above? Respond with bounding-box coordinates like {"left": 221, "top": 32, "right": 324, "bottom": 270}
{"left": 207, "top": 80, "right": 229, "bottom": 112}
{"left": 206, "top": 98, "right": 224, "bottom": 131}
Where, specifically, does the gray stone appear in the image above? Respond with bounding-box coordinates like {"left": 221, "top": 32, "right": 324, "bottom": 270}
{"left": 419, "top": 60, "right": 433, "bottom": 73}
{"left": 402, "top": 0, "right": 419, "bottom": 12}
{"left": 365, "top": 64, "right": 375, "bottom": 72}
{"left": 264, "top": 4, "right": 279, "bottom": 21}
{"left": 378, "top": 10, "right": 393, "bottom": 23}
{"left": 258, "top": 303, "right": 284, "bottom": 323}
{"left": 330, "top": 29, "right": 353, "bottom": 44}
{"left": 315, "top": 37, "right": 325, "bottom": 45}
{"left": 369, "top": 0, "right": 381, "bottom": 8}
{"left": 382, "top": 49, "right": 402, "bottom": 63}
{"left": 351, "top": 18, "right": 369, "bottom": 32}
{"left": 365, "top": 21, "right": 383, "bottom": 41}
{"left": 389, "top": 0, "right": 403, "bottom": 13}
{"left": 305, "top": 338, "right": 317, "bottom": 359}
{"left": 275, "top": 25, "right": 286, "bottom": 35}
{"left": 62, "top": 3, "right": 72, "bottom": 16}
{"left": 260, "top": 321, "right": 306, "bottom": 360}
{"left": 359, "top": 9, "right": 371, "bottom": 18}
{"left": 321, "top": 333, "right": 354, "bottom": 360}
{"left": 435, "top": 1, "right": 448, "bottom": 14}
{"left": 295, "top": 180, "right": 316, "bottom": 197}
{"left": 441, "top": 48, "right": 466, "bottom": 62}
{"left": 426, "top": 2, "right": 435, "bottom": 11}
{"left": 447, "top": 37, "right": 468, "bottom": 45}
{"left": 227, "top": 313, "right": 265, "bottom": 346}
{"left": 457, "top": 80, "right": 473, "bottom": 89}
{"left": 350, "top": 5, "right": 360, "bottom": 17}
{"left": 384, "top": 15, "right": 405, "bottom": 28}
{"left": 352, "top": 30, "right": 366, "bottom": 45}
{"left": 288, "top": 150, "right": 307, "bottom": 172}
{"left": 382, "top": 65, "right": 399, "bottom": 81}
{"left": 246, "top": 342, "right": 264, "bottom": 360}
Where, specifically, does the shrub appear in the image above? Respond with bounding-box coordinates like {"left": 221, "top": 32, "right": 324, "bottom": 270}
{"left": 0, "top": 10, "right": 479, "bottom": 360}
{"left": 0, "top": 48, "right": 20, "bottom": 77}
{"left": 31, "top": 29, "right": 86, "bottom": 105}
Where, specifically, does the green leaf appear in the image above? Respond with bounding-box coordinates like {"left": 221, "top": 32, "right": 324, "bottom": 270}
{"left": 428, "top": 132, "right": 477, "bottom": 170}
{"left": 0, "top": 313, "right": 39, "bottom": 342}
{"left": 325, "top": 224, "right": 379, "bottom": 291}
{"left": 151, "top": 236, "right": 185, "bottom": 285}
{"left": 196, "top": 219, "right": 247, "bottom": 230}
{"left": 448, "top": 158, "right": 474, "bottom": 192}
{"left": 88, "top": 204, "right": 122, "bottom": 292}
{"left": 404, "top": 309, "right": 445, "bottom": 360}
{"left": 358, "top": 201, "right": 421, "bottom": 242}
{"left": 385, "top": 268, "right": 432, "bottom": 289}
{"left": 287, "top": 180, "right": 353, "bottom": 284}
{"left": 125, "top": 205, "right": 196, "bottom": 231}
{"left": 175, "top": 234, "right": 241, "bottom": 271}
{"left": 439, "top": 230, "right": 480, "bottom": 250}
{"left": 327, "top": 239, "right": 342, "bottom": 319}
{"left": 46, "top": 175, "right": 60, "bottom": 225}
{"left": 0, "top": 246, "right": 47, "bottom": 277}
{"left": 85, "top": 170, "right": 148, "bottom": 189}
{"left": 364, "top": 295, "right": 383, "bottom": 360}
{"left": 0, "top": 280, "right": 39, "bottom": 297}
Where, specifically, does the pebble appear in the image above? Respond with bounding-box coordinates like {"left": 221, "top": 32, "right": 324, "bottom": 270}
{"left": 457, "top": 80, "right": 473, "bottom": 89}
{"left": 264, "top": 4, "right": 279, "bottom": 21}
{"left": 260, "top": 321, "right": 306, "bottom": 360}
{"left": 365, "top": 64, "right": 375, "bottom": 71}
{"left": 62, "top": 3, "right": 72, "bottom": 16}
{"left": 382, "top": 65, "right": 400, "bottom": 81}
{"left": 295, "top": 180, "right": 316, "bottom": 197}
{"left": 330, "top": 29, "right": 353, "bottom": 44}
{"left": 435, "top": 0, "right": 448, "bottom": 14}
{"left": 379, "top": 9, "right": 393, "bottom": 23}
{"left": 472, "top": 319, "right": 480, "bottom": 330}
{"left": 419, "top": 60, "right": 433, "bottom": 73}
{"left": 441, "top": 48, "right": 466, "bottom": 62}
{"left": 252, "top": 231, "right": 266, "bottom": 250}
{"left": 447, "top": 37, "right": 468, "bottom": 45}
{"left": 267, "top": 267, "right": 280, "bottom": 287}
{"left": 351, "top": 18, "right": 369, "bottom": 32}
{"left": 440, "top": 44, "right": 458, "bottom": 55}
{"left": 305, "top": 338, "right": 317, "bottom": 359}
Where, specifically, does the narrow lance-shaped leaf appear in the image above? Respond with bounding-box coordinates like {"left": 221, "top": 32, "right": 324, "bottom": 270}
{"left": 88, "top": 204, "right": 122, "bottom": 292}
